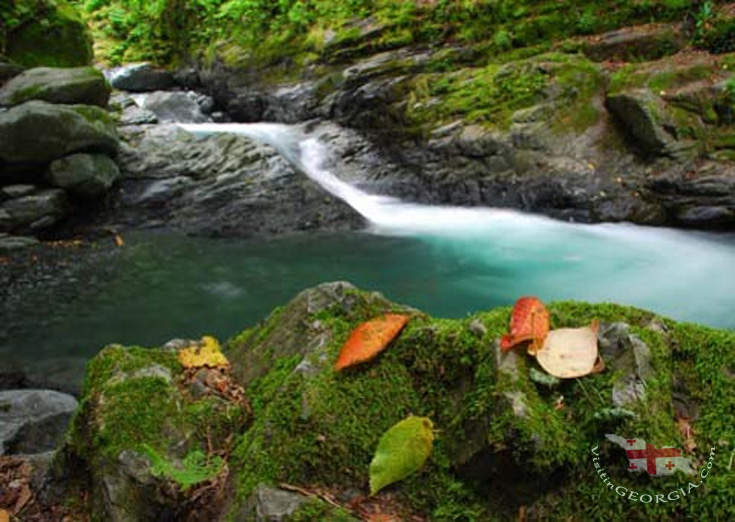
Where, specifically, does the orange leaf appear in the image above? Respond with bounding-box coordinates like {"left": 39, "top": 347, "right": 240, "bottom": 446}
{"left": 334, "top": 314, "right": 410, "bottom": 371}
{"left": 500, "top": 296, "right": 550, "bottom": 354}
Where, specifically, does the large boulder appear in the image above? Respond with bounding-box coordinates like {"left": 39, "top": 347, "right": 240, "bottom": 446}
{"left": 47, "top": 153, "right": 120, "bottom": 198}
{"left": 1, "top": 189, "right": 68, "bottom": 231}
{"left": 109, "top": 63, "right": 173, "bottom": 92}
{"left": 0, "top": 389, "right": 78, "bottom": 455}
{"left": 62, "top": 343, "right": 250, "bottom": 521}
{"left": 0, "top": 66, "right": 110, "bottom": 107}
{"left": 109, "top": 124, "right": 363, "bottom": 238}
{"left": 0, "top": 101, "right": 118, "bottom": 169}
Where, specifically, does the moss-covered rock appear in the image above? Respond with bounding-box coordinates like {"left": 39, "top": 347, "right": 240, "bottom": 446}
{"left": 3, "top": 0, "right": 93, "bottom": 68}
{"left": 62, "top": 342, "right": 250, "bottom": 520}
{"left": 59, "top": 282, "right": 735, "bottom": 520}
{"left": 0, "top": 66, "right": 110, "bottom": 108}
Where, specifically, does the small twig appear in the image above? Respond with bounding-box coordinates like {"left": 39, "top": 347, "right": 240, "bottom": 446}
{"left": 278, "top": 483, "right": 346, "bottom": 511}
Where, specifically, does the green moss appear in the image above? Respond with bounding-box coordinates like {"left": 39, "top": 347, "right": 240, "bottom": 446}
{"left": 223, "top": 291, "right": 734, "bottom": 519}
{"left": 5, "top": 0, "right": 93, "bottom": 67}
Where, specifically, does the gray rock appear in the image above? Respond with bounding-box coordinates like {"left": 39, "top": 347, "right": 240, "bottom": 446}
{"left": 140, "top": 90, "right": 209, "bottom": 123}
{"left": 1, "top": 184, "right": 36, "bottom": 199}
{"left": 0, "top": 389, "right": 78, "bottom": 455}
{"left": 21, "top": 357, "right": 89, "bottom": 397}
{"left": 0, "top": 101, "right": 119, "bottom": 168}
{"left": 47, "top": 153, "right": 120, "bottom": 198}
{"left": 605, "top": 89, "right": 676, "bottom": 158}
{"left": 0, "top": 235, "right": 40, "bottom": 252}
{"left": 109, "top": 63, "right": 173, "bottom": 92}
{"left": 110, "top": 124, "right": 363, "bottom": 238}
{"left": 239, "top": 484, "right": 308, "bottom": 521}
{"left": 118, "top": 105, "right": 158, "bottom": 126}
{"left": 0, "top": 66, "right": 110, "bottom": 107}
{"left": 2, "top": 189, "right": 68, "bottom": 230}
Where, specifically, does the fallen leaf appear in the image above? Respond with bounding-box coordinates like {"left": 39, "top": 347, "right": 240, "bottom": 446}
{"left": 500, "top": 297, "right": 550, "bottom": 354}
{"left": 0, "top": 509, "right": 9, "bottom": 522}
{"left": 536, "top": 321, "right": 600, "bottom": 379}
{"left": 369, "top": 416, "right": 434, "bottom": 495}
{"left": 114, "top": 234, "right": 124, "bottom": 247}
{"left": 334, "top": 314, "right": 410, "bottom": 371}
{"left": 177, "top": 336, "right": 229, "bottom": 369}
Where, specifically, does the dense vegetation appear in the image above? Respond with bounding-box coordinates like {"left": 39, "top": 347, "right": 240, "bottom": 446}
{"left": 67, "top": 0, "right": 734, "bottom": 65}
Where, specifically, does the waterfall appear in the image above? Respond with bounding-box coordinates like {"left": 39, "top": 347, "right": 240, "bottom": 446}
{"left": 178, "top": 122, "right": 735, "bottom": 326}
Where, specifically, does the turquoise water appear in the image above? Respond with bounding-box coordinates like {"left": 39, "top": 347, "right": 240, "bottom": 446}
{"left": 3, "top": 225, "right": 734, "bottom": 364}
{"left": 3, "top": 122, "right": 734, "bottom": 365}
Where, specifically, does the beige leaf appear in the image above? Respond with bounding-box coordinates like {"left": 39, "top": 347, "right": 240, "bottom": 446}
{"left": 536, "top": 321, "right": 600, "bottom": 379}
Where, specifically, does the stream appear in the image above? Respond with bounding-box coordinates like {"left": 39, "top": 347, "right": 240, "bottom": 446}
{"left": 2, "top": 122, "right": 734, "bottom": 373}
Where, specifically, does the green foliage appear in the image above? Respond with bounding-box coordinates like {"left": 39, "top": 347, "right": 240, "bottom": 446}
{"left": 144, "top": 445, "right": 225, "bottom": 490}
{"left": 75, "top": 0, "right": 704, "bottom": 66}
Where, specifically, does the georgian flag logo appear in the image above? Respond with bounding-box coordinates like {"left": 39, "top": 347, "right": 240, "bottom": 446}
{"left": 606, "top": 434, "right": 696, "bottom": 476}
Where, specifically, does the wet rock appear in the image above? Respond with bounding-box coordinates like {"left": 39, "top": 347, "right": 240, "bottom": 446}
{"left": 0, "top": 66, "right": 110, "bottom": 107}
{"left": 1, "top": 189, "right": 68, "bottom": 231}
{"left": 109, "top": 124, "right": 363, "bottom": 238}
{"left": 238, "top": 484, "right": 308, "bottom": 521}
{"left": 0, "top": 101, "right": 119, "bottom": 168}
{"left": 139, "top": 90, "right": 209, "bottom": 123}
{"left": 109, "top": 63, "right": 173, "bottom": 92}
{"left": 0, "top": 389, "right": 78, "bottom": 455}
{"left": 47, "top": 153, "right": 120, "bottom": 199}
{"left": 118, "top": 105, "right": 158, "bottom": 126}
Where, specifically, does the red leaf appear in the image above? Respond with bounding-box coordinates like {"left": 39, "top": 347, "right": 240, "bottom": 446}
{"left": 500, "top": 297, "right": 550, "bottom": 354}
{"left": 334, "top": 314, "right": 411, "bottom": 371}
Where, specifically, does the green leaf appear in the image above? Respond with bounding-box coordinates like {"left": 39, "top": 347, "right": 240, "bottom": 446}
{"left": 369, "top": 416, "right": 434, "bottom": 495}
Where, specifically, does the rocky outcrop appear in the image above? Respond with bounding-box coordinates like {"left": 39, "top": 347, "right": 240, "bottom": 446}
{"left": 0, "top": 101, "right": 118, "bottom": 168}
{"left": 105, "top": 124, "right": 363, "bottom": 237}
{"left": 109, "top": 63, "right": 174, "bottom": 92}
{"left": 196, "top": 45, "right": 735, "bottom": 230}
{"left": 1, "top": 189, "right": 68, "bottom": 232}
{"left": 38, "top": 283, "right": 735, "bottom": 520}
{"left": 136, "top": 90, "right": 210, "bottom": 123}
{"left": 0, "top": 66, "right": 110, "bottom": 107}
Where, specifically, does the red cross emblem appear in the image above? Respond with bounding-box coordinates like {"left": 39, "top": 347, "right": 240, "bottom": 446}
{"left": 626, "top": 443, "right": 682, "bottom": 475}
{"left": 626, "top": 439, "right": 636, "bottom": 446}
{"left": 628, "top": 463, "right": 637, "bottom": 470}
{"left": 666, "top": 461, "right": 675, "bottom": 471}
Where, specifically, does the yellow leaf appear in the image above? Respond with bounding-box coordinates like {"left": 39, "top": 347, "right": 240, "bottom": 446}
{"left": 177, "top": 336, "right": 229, "bottom": 368}
{"left": 0, "top": 508, "right": 9, "bottom": 522}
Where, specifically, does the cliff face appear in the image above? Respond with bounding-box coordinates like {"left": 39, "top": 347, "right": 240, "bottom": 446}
{"left": 46, "top": 282, "right": 735, "bottom": 520}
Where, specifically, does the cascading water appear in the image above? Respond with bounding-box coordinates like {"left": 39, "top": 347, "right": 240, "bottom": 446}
{"left": 179, "top": 122, "right": 735, "bottom": 327}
